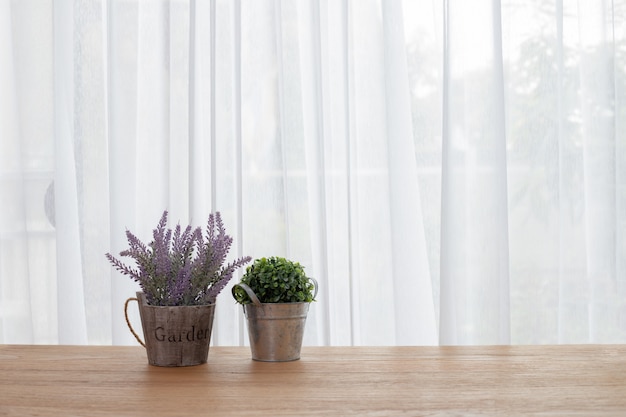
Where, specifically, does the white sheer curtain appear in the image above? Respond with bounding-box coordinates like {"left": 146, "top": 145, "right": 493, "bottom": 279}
{"left": 1, "top": 0, "right": 625, "bottom": 346}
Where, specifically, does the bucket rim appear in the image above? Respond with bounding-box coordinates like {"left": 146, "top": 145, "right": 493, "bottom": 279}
{"left": 136, "top": 292, "right": 216, "bottom": 308}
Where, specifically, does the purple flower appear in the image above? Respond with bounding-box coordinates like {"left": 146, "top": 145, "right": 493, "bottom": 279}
{"left": 105, "top": 210, "right": 251, "bottom": 306}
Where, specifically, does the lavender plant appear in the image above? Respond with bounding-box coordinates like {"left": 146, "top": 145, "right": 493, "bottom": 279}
{"left": 106, "top": 210, "right": 251, "bottom": 306}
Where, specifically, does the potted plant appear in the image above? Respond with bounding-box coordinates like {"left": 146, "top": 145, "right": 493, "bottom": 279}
{"left": 106, "top": 210, "right": 251, "bottom": 367}
{"left": 232, "top": 256, "right": 318, "bottom": 362}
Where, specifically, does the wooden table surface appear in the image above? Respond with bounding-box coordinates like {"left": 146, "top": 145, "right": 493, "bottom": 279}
{"left": 1, "top": 344, "right": 625, "bottom": 416}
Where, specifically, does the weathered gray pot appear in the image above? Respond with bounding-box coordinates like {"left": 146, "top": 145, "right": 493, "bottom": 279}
{"left": 237, "top": 281, "right": 317, "bottom": 362}
{"left": 125, "top": 292, "right": 215, "bottom": 367}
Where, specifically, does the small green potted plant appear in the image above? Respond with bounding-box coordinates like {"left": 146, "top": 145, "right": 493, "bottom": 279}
{"left": 106, "top": 210, "right": 251, "bottom": 367}
{"left": 232, "top": 256, "right": 318, "bottom": 362}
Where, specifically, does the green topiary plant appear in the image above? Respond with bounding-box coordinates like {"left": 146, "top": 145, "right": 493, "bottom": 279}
{"left": 232, "top": 256, "right": 316, "bottom": 304}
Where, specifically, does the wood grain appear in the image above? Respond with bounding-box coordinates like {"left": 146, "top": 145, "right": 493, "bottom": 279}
{"left": 1, "top": 344, "right": 625, "bottom": 416}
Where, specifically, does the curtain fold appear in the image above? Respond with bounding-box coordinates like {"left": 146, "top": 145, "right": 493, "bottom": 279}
{"left": 440, "top": 0, "right": 510, "bottom": 345}
{"left": 382, "top": 0, "right": 437, "bottom": 345}
{"left": 1, "top": 0, "right": 625, "bottom": 346}
{"left": 1, "top": 0, "right": 34, "bottom": 344}
{"left": 577, "top": 0, "right": 618, "bottom": 343}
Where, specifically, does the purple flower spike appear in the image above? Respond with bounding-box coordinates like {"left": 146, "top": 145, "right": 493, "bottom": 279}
{"left": 105, "top": 210, "right": 251, "bottom": 306}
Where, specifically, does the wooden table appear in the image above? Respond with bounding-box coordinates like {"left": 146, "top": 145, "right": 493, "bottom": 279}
{"left": 1, "top": 344, "right": 625, "bottom": 416}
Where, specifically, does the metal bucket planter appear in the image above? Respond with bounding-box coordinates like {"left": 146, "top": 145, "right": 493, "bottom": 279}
{"left": 237, "top": 282, "right": 317, "bottom": 362}
{"left": 124, "top": 292, "right": 215, "bottom": 367}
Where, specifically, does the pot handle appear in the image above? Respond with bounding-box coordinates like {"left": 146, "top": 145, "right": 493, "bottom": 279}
{"left": 233, "top": 283, "right": 263, "bottom": 306}
{"left": 310, "top": 277, "right": 319, "bottom": 300}
{"left": 124, "top": 297, "right": 146, "bottom": 348}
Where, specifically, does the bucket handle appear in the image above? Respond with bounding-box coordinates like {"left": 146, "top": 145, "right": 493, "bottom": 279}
{"left": 234, "top": 278, "right": 319, "bottom": 305}
{"left": 233, "top": 283, "right": 263, "bottom": 306}
{"left": 310, "top": 277, "right": 319, "bottom": 300}
{"left": 124, "top": 297, "right": 146, "bottom": 348}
